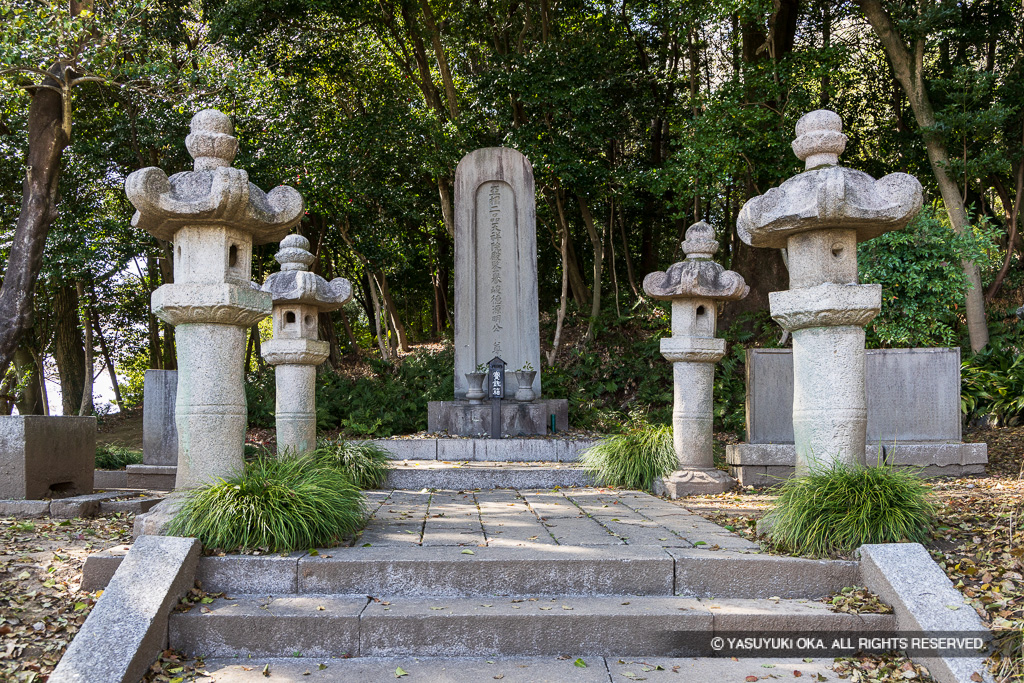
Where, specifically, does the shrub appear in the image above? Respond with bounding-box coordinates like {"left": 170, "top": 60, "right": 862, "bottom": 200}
{"left": 763, "top": 460, "right": 935, "bottom": 557}
{"left": 95, "top": 445, "right": 143, "bottom": 470}
{"left": 314, "top": 440, "right": 392, "bottom": 490}
{"left": 579, "top": 420, "right": 677, "bottom": 491}
{"left": 168, "top": 456, "right": 367, "bottom": 552}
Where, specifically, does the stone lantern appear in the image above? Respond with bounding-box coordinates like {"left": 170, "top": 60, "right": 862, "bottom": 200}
{"left": 737, "top": 110, "right": 922, "bottom": 474}
{"left": 643, "top": 221, "right": 749, "bottom": 497}
{"left": 125, "top": 109, "right": 303, "bottom": 489}
{"left": 261, "top": 234, "right": 352, "bottom": 456}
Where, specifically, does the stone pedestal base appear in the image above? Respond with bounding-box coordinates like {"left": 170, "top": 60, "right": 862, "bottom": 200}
{"left": 125, "top": 464, "right": 177, "bottom": 491}
{"left": 427, "top": 400, "right": 569, "bottom": 437}
{"left": 0, "top": 416, "right": 96, "bottom": 499}
{"left": 653, "top": 468, "right": 735, "bottom": 499}
{"left": 726, "top": 442, "right": 989, "bottom": 487}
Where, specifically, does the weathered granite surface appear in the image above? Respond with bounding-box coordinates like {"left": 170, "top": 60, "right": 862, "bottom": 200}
{"left": 261, "top": 234, "right": 352, "bottom": 456}
{"left": 50, "top": 535, "right": 200, "bottom": 683}
{"left": 142, "top": 369, "right": 177, "bottom": 467}
{"left": 737, "top": 110, "right": 923, "bottom": 474}
{"left": 125, "top": 109, "right": 303, "bottom": 488}
{"left": 643, "top": 222, "right": 747, "bottom": 497}
{"left": 453, "top": 148, "right": 540, "bottom": 399}
{"left": 0, "top": 416, "right": 95, "bottom": 499}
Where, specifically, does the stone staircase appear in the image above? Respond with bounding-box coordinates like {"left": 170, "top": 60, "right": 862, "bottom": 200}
{"left": 163, "top": 489, "right": 889, "bottom": 674}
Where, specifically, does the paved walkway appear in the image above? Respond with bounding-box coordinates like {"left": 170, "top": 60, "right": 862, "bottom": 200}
{"left": 357, "top": 488, "right": 759, "bottom": 551}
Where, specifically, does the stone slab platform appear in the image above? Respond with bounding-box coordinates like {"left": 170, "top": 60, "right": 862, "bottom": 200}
{"left": 0, "top": 491, "right": 162, "bottom": 519}
{"left": 367, "top": 437, "right": 599, "bottom": 462}
{"left": 382, "top": 461, "right": 595, "bottom": 489}
{"left": 428, "top": 399, "right": 569, "bottom": 437}
{"left": 726, "top": 442, "right": 988, "bottom": 487}
{"left": 91, "top": 490, "right": 865, "bottom": 601}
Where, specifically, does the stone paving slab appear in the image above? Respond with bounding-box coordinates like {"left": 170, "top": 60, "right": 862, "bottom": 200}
{"left": 606, "top": 656, "right": 836, "bottom": 682}
{"left": 198, "top": 656, "right": 611, "bottom": 682}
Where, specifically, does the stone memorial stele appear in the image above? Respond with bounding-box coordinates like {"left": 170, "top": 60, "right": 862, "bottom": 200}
{"left": 428, "top": 147, "right": 567, "bottom": 436}
{"left": 261, "top": 234, "right": 352, "bottom": 456}
{"left": 643, "top": 222, "right": 748, "bottom": 497}
{"left": 737, "top": 109, "right": 923, "bottom": 474}
{"left": 124, "top": 369, "right": 179, "bottom": 490}
{"left": 125, "top": 109, "right": 303, "bottom": 489}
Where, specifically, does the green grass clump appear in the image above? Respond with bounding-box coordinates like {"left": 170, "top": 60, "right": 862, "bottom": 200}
{"left": 94, "top": 445, "right": 143, "bottom": 470}
{"left": 579, "top": 422, "right": 676, "bottom": 491}
{"left": 314, "top": 440, "right": 392, "bottom": 490}
{"left": 168, "top": 456, "right": 367, "bottom": 552}
{"left": 763, "top": 461, "right": 935, "bottom": 557}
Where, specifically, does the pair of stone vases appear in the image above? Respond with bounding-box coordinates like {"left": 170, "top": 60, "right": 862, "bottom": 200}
{"left": 126, "top": 110, "right": 348, "bottom": 494}
{"left": 647, "top": 110, "right": 922, "bottom": 497}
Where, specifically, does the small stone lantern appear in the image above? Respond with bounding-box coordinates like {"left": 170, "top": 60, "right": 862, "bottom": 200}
{"left": 262, "top": 234, "right": 352, "bottom": 456}
{"left": 126, "top": 109, "right": 303, "bottom": 489}
{"left": 737, "top": 110, "right": 922, "bottom": 474}
{"left": 643, "top": 221, "right": 749, "bottom": 497}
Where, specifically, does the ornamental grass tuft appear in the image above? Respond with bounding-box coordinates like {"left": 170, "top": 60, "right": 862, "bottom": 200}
{"left": 579, "top": 421, "right": 677, "bottom": 491}
{"left": 763, "top": 460, "right": 936, "bottom": 557}
{"left": 94, "top": 445, "right": 143, "bottom": 470}
{"left": 314, "top": 440, "right": 392, "bottom": 490}
{"left": 168, "top": 455, "right": 366, "bottom": 552}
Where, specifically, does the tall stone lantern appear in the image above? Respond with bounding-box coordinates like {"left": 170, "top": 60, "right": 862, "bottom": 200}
{"left": 261, "top": 234, "right": 352, "bottom": 456}
{"left": 737, "top": 110, "right": 922, "bottom": 474}
{"left": 125, "top": 110, "right": 303, "bottom": 489}
{"left": 643, "top": 221, "right": 749, "bottom": 497}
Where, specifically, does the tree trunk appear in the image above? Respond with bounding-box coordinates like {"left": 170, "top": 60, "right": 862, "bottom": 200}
{"left": 547, "top": 218, "right": 570, "bottom": 366}
{"left": 719, "top": 239, "right": 789, "bottom": 332}
{"left": 578, "top": 196, "right": 604, "bottom": 342}
{"left": 76, "top": 281, "right": 94, "bottom": 416}
{"left": 0, "top": 65, "right": 71, "bottom": 375}
{"left": 92, "top": 304, "right": 123, "bottom": 411}
{"left": 53, "top": 283, "right": 86, "bottom": 417}
{"left": 13, "top": 346, "right": 44, "bottom": 416}
{"left": 552, "top": 189, "right": 590, "bottom": 307}
{"left": 857, "top": 0, "right": 990, "bottom": 351}
{"left": 33, "top": 349, "right": 49, "bottom": 416}
{"left": 376, "top": 271, "right": 410, "bottom": 352}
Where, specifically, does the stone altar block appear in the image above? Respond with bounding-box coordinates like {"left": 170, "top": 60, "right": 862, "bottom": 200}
{"left": 428, "top": 399, "right": 568, "bottom": 438}
{"left": 727, "top": 347, "right": 987, "bottom": 485}
{"left": 0, "top": 416, "right": 95, "bottom": 499}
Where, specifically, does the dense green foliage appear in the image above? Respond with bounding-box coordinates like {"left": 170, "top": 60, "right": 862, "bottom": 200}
{"left": 860, "top": 205, "right": 1002, "bottom": 349}
{"left": 579, "top": 420, "right": 677, "bottom": 491}
{"left": 94, "top": 444, "right": 142, "bottom": 470}
{"left": 0, "top": 0, "right": 1022, "bottom": 429}
{"left": 961, "top": 319, "right": 1024, "bottom": 424}
{"left": 763, "top": 461, "right": 936, "bottom": 557}
{"left": 168, "top": 456, "right": 367, "bottom": 552}
{"left": 314, "top": 440, "right": 392, "bottom": 490}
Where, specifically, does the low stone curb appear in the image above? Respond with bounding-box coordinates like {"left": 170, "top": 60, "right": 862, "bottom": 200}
{"left": 859, "top": 543, "right": 995, "bottom": 683}
{"left": 50, "top": 535, "right": 200, "bottom": 683}
{"left": 671, "top": 549, "right": 861, "bottom": 599}
{"left": 383, "top": 462, "right": 594, "bottom": 489}
{"left": 0, "top": 491, "right": 156, "bottom": 519}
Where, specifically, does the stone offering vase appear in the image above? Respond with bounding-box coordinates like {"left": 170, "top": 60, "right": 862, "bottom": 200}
{"left": 465, "top": 372, "right": 486, "bottom": 403}
{"left": 513, "top": 370, "right": 537, "bottom": 402}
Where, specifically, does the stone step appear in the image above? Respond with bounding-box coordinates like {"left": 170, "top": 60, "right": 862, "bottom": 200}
{"left": 369, "top": 438, "right": 600, "bottom": 463}
{"left": 193, "top": 655, "right": 840, "bottom": 682}
{"left": 191, "top": 546, "right": 857, "bottom": 600}
{"left": 382, "top": 461, "right": 593, "bottom": 489}
{"left": 169, "top": 595, "right": 895, "bottom": 659}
